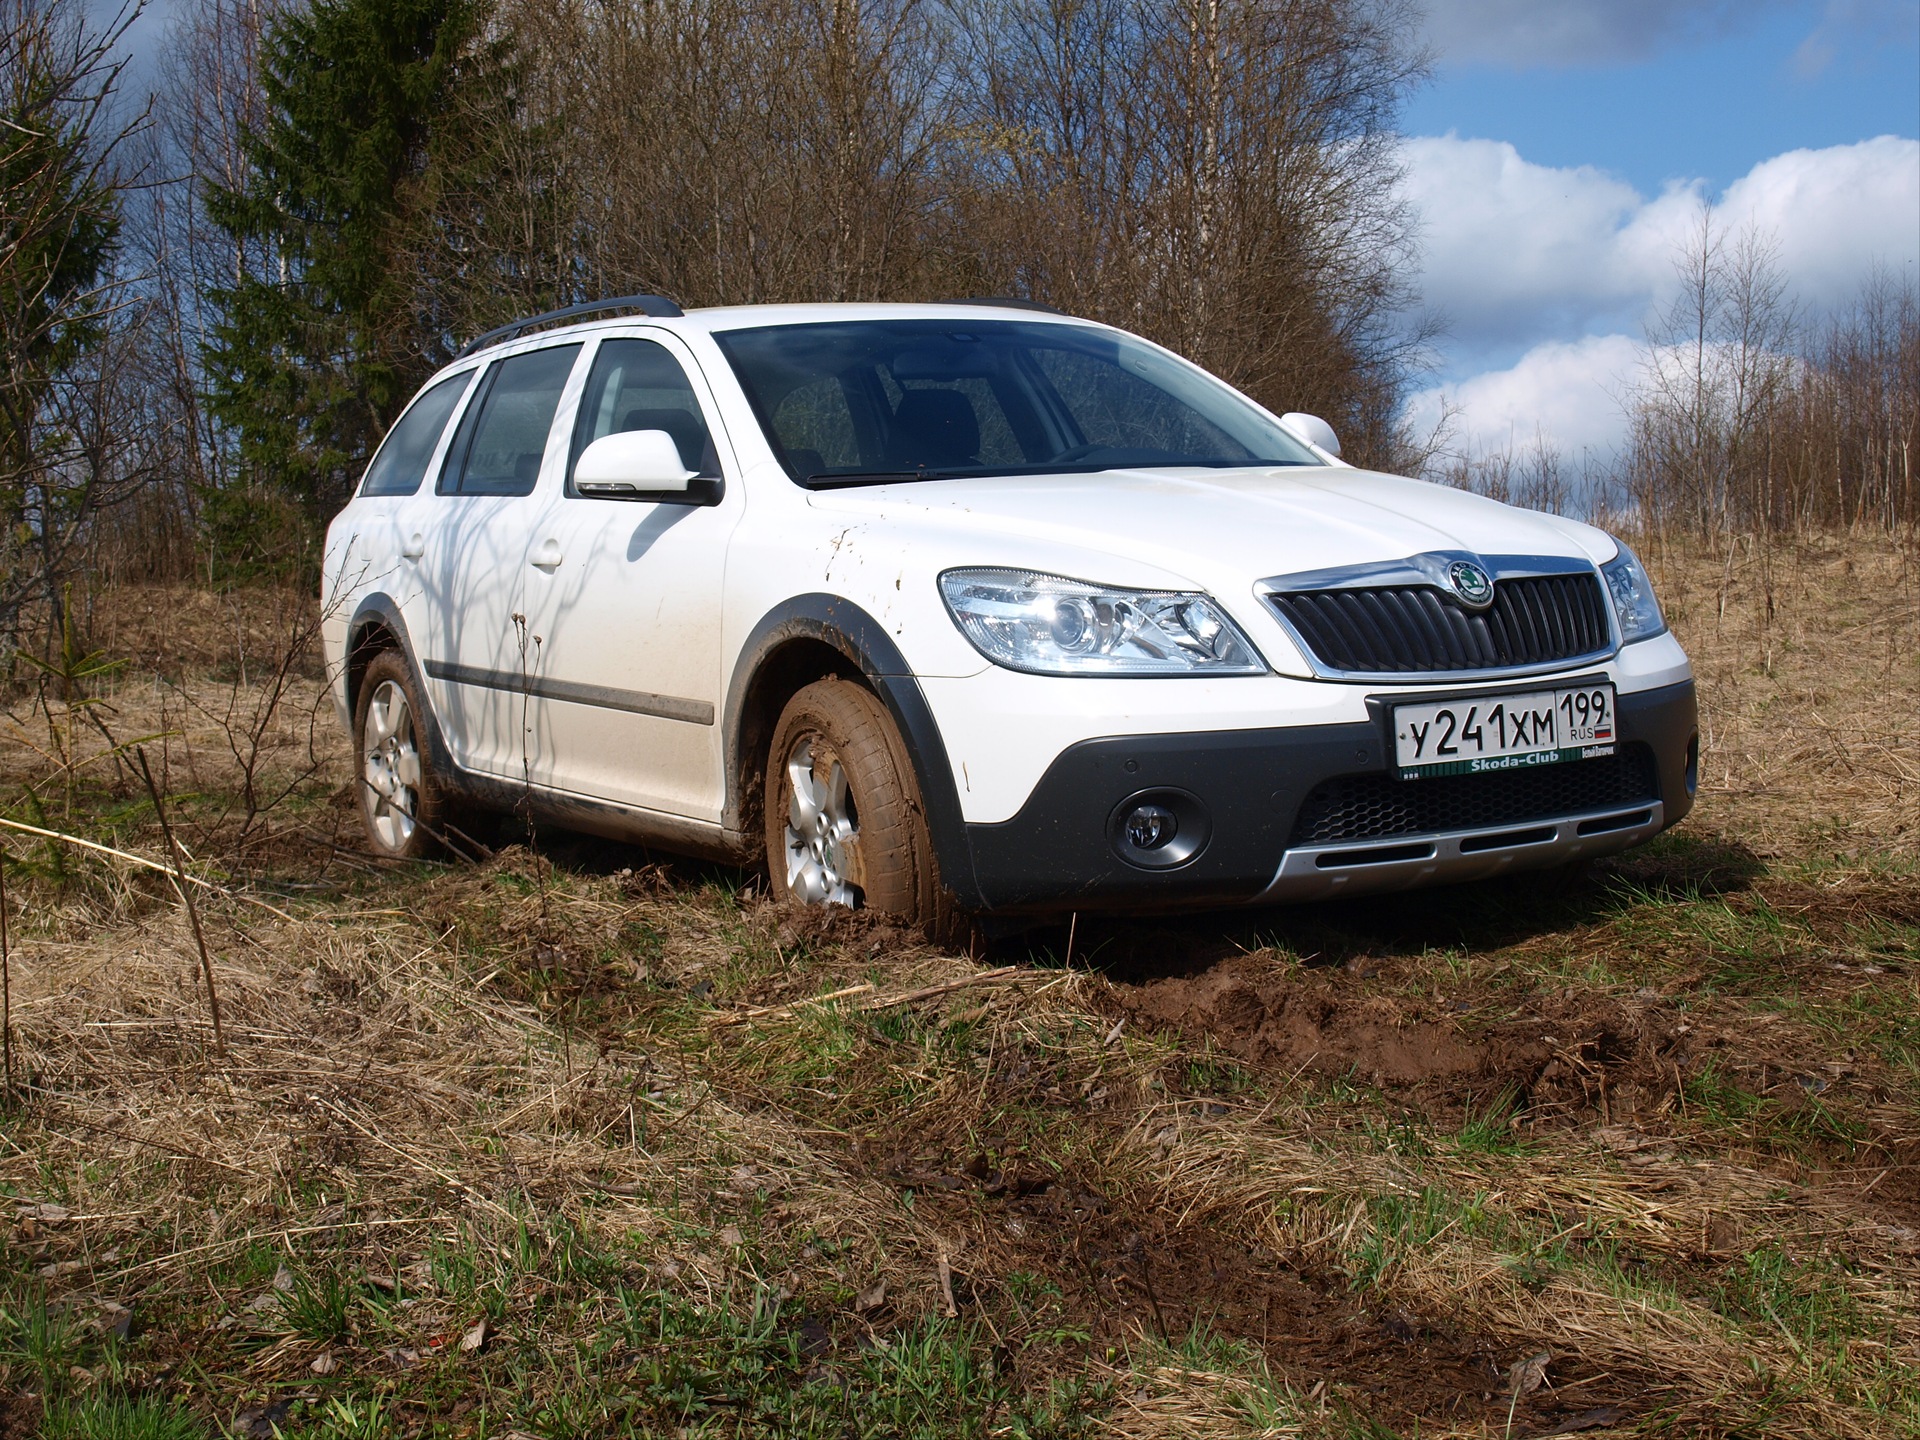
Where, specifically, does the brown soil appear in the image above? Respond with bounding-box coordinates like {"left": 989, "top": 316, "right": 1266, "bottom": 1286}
{"left": 0, "top": 1393, "right": 39, "bottom": 1440}
{"left": 849, "top": 1140, "right": 1657, "bottom": 1434}
{"left": 1100, "top": 952, "right": 1689, "bottom": 1123}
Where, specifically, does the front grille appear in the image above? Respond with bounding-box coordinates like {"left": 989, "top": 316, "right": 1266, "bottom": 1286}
{"left": 1289, "top": 745, "right": 1658, "bottom": 846}
{"left": 1269, "top": 572, "right": 1612, "bottom": 675}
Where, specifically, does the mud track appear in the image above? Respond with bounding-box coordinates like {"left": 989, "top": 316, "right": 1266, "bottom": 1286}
{"left": 1102, "top": 955, "right": 1688, "bottom": 1123}
{"left": 846, "top": 1137, "right": 1657, "bottom": 1435}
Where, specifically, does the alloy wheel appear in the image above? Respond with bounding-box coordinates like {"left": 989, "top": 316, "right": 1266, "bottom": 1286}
{"left": 362, "top": 678, "right": 423, "bottom": 851}
{"left": 782, "top": 736, "right": 862, "bottom": 906}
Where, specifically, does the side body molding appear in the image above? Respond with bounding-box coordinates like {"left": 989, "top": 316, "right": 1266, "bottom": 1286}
{"left": 347, "top": 592, "right": 978, "bottom": 898}
{"left": 725, "top": 595, "right": 981, "bottom": 907}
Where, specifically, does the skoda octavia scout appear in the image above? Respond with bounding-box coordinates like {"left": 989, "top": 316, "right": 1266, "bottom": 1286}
{"left": 322, "top": 297, "right": 1698, "bottom": 929}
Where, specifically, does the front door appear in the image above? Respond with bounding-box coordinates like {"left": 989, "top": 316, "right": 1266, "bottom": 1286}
{"left": 516, "top": 333, "right": 741, "bottom": 821}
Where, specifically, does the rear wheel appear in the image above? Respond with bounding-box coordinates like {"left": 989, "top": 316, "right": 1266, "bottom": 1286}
{"left": 354, "top": 650, "right": 455, "bottom": 860}
{"left": 764, "top": 679, "right": 955, "bottom": 931}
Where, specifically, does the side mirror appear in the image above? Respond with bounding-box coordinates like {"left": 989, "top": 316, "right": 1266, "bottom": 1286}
{"left": 575, "top": 429, "right": 697, "bottom": 494}
{"left": 1279, "top": 412, "right": 1341, "bottom": 459}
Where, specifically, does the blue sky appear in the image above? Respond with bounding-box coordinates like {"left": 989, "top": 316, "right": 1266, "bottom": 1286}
{"left": 1405, "top": 0, "right": 1919, "bottom": 193}
{"left": 1400, "top": 0, "right": 1920, "bottom": 457}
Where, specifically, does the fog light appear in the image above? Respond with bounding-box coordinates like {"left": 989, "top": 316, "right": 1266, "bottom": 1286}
{"left": 1108, "top": 787, "right": 1209, "bottom": 870}
{"left": 1124, "top": 804, "right": 1178, "bottom": 851}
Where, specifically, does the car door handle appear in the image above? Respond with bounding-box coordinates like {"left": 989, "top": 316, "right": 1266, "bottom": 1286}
{"left": 400, "top": 532, "right": 425, "bottom": 560}
{"left": 529, "top": 539, "right": 563, "bottom": 571}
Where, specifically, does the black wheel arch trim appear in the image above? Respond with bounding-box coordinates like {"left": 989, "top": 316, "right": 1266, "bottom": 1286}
{"left": 725, "top": 594, "right": 981, "bottom": 906}
{"left": 344, "top": 595, "right": 463, "bottom": 782}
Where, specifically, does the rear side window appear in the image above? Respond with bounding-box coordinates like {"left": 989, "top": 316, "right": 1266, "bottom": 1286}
{"left": 569, "top": 338, "right": 719, "bottom": 485}
{"left": 440, "top": 344, "right": 583, "bottom": 496}
{"left": 360, "top": 370, "right": 472, "bottom": 497}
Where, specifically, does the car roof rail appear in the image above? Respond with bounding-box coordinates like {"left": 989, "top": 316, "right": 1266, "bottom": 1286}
{"left": 946, "top": 295, "right": 1069, "bottom": 315}
{"left": 454, "top": 294, "right": 684, "bottom": 359}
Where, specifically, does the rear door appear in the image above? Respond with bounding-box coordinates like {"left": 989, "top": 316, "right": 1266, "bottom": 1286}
{"left": 417, "top": 342, "right": 585, "bottom": 780}
{"left": 516, "top": 332, "right": 742, "bottom": 820}
{"left": 331, "top": 367, "right": 475, "bottom": 626}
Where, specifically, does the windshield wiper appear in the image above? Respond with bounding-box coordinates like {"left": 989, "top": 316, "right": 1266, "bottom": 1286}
{"left": 804, "top": 466, "right": 949, "bottom": 489}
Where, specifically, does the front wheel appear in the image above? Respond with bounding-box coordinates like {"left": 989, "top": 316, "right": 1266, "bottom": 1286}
{"left": 764, "top": 679, "right": 955, "bottom": 931}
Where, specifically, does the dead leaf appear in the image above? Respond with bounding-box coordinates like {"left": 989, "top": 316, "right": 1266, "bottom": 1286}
{"left": 459, "top": 1318, "right": 489, "bottom": 1354}
{"left": 97, "top": 1302, "right": 133, "bottom": 1341}
{"left": 234, "top": 1401, "right": 291, "bottom": 1439}
{"left": 271, "top": 1264, "right": 296, "bottom": 1293}
{"left": 18, "top": 1202, "right": 71, "bottom": 1222}
{"left": 37, "top": 1259, "right": 86, "bottom": 1279}
{"left": 1530, "top": 1407, "right": 1627, "bottom": 1437}
{"left": 1508, "top": 1351, "right": 1552, "bottom": 1399}
{"left": 937, "top": 1254, "right": 958, "bottom": 1319}
{"left": 719, "top": 1225, "right": 743, "bottom": 1247}
{"left": 853, "top": 1280, "right": 886, "bottom": 1313}
{"left": 310, "top": 1351, "right": 338, "bottom": 1375}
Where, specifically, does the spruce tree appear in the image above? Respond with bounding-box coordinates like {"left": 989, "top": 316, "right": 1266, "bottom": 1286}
{"left": 204, "top": 0, "right": 544, "bottom": 532}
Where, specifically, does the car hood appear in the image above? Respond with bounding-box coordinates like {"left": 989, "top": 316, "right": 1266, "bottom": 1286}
{"left": 805, "top": 465, "right": 1616, "bottom": 589}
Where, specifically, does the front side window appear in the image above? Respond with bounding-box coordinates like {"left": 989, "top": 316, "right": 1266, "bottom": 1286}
{"left": 440, "top": 344, "right": 583, "bottom": 496}
{"left": 568, "top": 338, "right": 718, "bottom": 488}
{"left": 360, "top": 370, "right": 472, "bottom": 497}
{"left": 714, "top": 319, "right": 1319, "bottom": 486}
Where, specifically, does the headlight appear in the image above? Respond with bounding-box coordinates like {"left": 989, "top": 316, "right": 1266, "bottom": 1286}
{"left": 1601, "top": 542, "right": 1666, "bottom": 643}
{"left": 939, "top": 568, "right": 1266, "bottom": 676}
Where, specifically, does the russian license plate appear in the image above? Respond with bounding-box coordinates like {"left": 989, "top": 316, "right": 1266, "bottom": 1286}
{"left": 1392, "top": 684, "right": 1616, "bottom": 780}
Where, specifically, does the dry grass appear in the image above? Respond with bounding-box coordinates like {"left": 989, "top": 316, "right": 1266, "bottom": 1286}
{"left": 1642, "top": 530, "right": 1920, "bottom": 857}
{"left": 1, "top": 539, "right": 1918, "bottom": 1438}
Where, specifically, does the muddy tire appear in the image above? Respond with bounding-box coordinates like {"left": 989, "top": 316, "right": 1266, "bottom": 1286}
{"left": 764, "top": 678, "right": 961, "bottom": 936}
{"left": 353, "top": 650, "right": 457, "bottom": 860}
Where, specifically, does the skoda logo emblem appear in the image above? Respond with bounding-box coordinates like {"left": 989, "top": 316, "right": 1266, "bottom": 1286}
{"left": 1447, "top": 560, "right": 1495, "bottom": 609}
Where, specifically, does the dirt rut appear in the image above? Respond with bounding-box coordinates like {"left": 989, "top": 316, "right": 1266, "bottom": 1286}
{"left": 1102, "top": 953, "right": 1690, "bottom": 1120}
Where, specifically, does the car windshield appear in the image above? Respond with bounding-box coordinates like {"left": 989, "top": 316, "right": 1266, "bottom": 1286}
{"left": 713, "top": 319, "right": 1321, "bottom": 486}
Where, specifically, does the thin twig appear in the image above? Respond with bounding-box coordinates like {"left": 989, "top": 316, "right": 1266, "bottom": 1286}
{"left": 705, "top": 981, "right": 877, "bottom": 1027}
{"left": 0, "top": 814, "right": 221, "bottom": 888}
{"left": 0, "top": 815, "right": 298, "bottom": 921}
{"left": 1, "top": 846, "right": 11, "bottom": 1096}
{"left": 858, "top": 966, "right": 1024, "bottom": 1010}
{"left": 131, "top": 745, "right": 224, "bottom": 1053}
{"left": 41, "top": 1111, "right": 252, "bottom": 1174}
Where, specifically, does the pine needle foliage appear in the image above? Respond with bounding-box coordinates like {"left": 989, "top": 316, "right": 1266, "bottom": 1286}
{"left": 201, "top": 0, "right": 547, "bottom": 537}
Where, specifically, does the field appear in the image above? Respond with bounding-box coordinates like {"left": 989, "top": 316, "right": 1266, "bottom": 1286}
{"left": 2, "top": 535, "right": 1918, "bottom": 1439}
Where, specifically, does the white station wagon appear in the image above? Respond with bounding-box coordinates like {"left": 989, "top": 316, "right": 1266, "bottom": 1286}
{"left": 321, "top": 297, "right": 1698, "bottom": 929}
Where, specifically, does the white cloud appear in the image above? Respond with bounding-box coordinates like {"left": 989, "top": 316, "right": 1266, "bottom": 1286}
{"left": 1417, "top": 0, "right": 1788, "bottom": 67}
{"left": 1403, "top": 134, "right": 1920, "bottom": 360}
{"left": 1400, "top": 136, "right": 1652, "bottom": 354}
{"left": 1400, "top": 133, "right": 1919, "bottom": 458}
{"left": 1697, "top": 137, "right": 1920, "bottom": 308}
{"left": 1403, "top": 334, "right": 1644, "bottom": 458}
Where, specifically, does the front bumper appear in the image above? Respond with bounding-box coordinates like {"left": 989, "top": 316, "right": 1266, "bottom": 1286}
{"left": 956, "top": 677, "right": 1697, "bottom": 912}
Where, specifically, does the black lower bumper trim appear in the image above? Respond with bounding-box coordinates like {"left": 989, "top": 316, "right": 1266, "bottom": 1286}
{"left": 960, "top": 677, "right": 1697, "bottom": 912}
